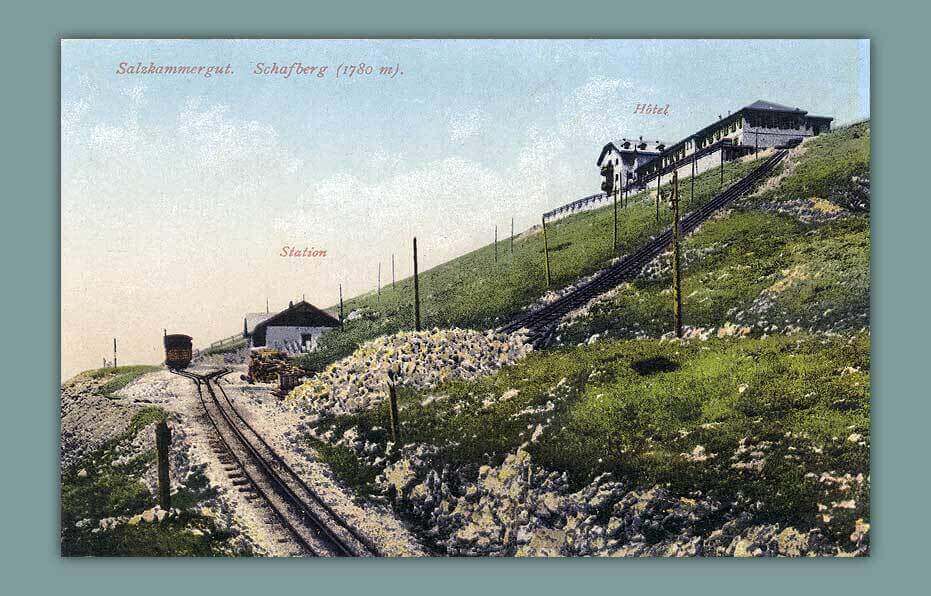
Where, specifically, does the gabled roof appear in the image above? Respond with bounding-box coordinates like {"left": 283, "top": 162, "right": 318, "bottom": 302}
{"left": 597, "top": 138, "right": 666, "bottom": 166}
{"left": 244, "top": 312, "right": 273, "bottom": 334}
{"left": 249, "top": 301, "right": 341, "bottom": 346}
{"left": 743, "top": 99, "right": 807, "bottom": 114}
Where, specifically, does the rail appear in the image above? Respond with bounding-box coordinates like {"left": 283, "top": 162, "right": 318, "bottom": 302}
{"left": 171, "top": 368, "right": 380, "bottom": 557}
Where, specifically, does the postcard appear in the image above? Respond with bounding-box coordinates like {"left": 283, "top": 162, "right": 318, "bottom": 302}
{"left": 61, "top": 39, "right": 870, "bottom": 557}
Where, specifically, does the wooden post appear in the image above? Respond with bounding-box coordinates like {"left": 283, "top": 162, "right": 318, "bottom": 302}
{"left": 391, "top": 253, "right": 396, "bottom": 288}
{"left": 691, "top": 154, "right": 696, "bottom": 206}
{"left": 266, "top": 298, "right": 269, "bottom": 314}
{"left": 377, "top": 262, "right": 381, "bottom": 302}
{"left": 613, "top": 189, "right": 618, "bottom": 252}
{"left": 156, "top": 420, "right": 171, "bottom": 510}
{"left": 339, "top": 284, "right": 344, "bottom": 326}
{"left": 494, "top": 225, "right": 498, "bottom": 264}
{"left": 387, "top": 372, "right": 401, "bottom": 444}
{"left": 656, "top": 174, "right": 661, "bottom": 223}
{"left": 113, "top": 338, "right": 117, "bottom": 368}
{"left": 510, "top": 217, "right": 514, "bottom": 255}
{"left": 413, "top": 237, "right": 421, "bottom": 331}
{"left": 671, "top": 171, "right": 683, "bottom": 339}
{"left": 542, "top": 216, "right": 551, "bottom": 287}
{"left": 720, "top": 146, "right": 724, "bottom": 188}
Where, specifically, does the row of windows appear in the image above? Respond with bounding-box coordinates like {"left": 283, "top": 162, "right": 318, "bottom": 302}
{"left": 745, "top": 112, "right": 805, "bottom": 130}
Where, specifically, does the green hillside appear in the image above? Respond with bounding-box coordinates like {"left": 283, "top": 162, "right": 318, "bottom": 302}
{"left": 298, "top": 122, "right": 871, "bottom": 554}
{"left": 298, "top": 154, "right": 769, "bottom": 372}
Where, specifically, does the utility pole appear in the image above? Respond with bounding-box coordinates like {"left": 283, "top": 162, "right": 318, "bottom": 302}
{"left": 113, "top": 337, "right": 117, "bottom": 368}
{"left": 413, "top": 237, "right": 421, "bottom": 331}
{"left": 377, "top": 262, "right": 381, "bottom": 302}
{"left": 391, "top": 253, "right": 396, "bottom": 288}
{"left": 339, "top": 284, "right": 344, "bottom": 326}
{"left": 266, "top": 297, "right": 269, "bottom": 314}
{"left": 510, "top": 217, "right": 514, "bottom": 256}
{"left": 542, "top": 216, "right": 551, "bottom": 287}
{"left": 671, "top": 170, "right": 683, "bottom": 339}
{"left": 494, "top": 225, "right": 498, "bottom": 264}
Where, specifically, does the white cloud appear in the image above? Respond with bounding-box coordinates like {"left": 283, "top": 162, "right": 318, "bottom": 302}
{"left": 448, "top": 109, "right": 488, "bottom": 142}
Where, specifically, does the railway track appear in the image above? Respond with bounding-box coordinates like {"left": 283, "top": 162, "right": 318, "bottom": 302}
{"left": 171, "top": 368, "right": 380, "bottom": 557}
{"left": 500, "top": 150, "right": 788, "bottom": 343}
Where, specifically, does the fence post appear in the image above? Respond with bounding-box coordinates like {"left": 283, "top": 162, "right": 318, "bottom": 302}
{"left": 387, "top": 372, "right": 401, "bottom": 445}
{"left": 156, "top": 420, "right": 172, "bottom": 510}
{"left": 656, "top": 174, "right": 662, "bottom": 223}
{"left": 720, "top": 145, "right": 724, "bottom": 188}
{"left": 613, "top": 189, "right": 618, "bottom": 252}
{"left": 691, "top": 154, "right": 696, "bottom": 206}
{"left": 542, "top": 216, "right": 551, "bottom": 287}
{"left": 413, "top": 237, "right": 421, "bottom": 331}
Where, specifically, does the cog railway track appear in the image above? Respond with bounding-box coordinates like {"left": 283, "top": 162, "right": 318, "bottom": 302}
{"left": 172, "top": 368, "right": 380, "bottom": 557}
{"left": 500, "top": 150, "right": 788, "bottom": 344}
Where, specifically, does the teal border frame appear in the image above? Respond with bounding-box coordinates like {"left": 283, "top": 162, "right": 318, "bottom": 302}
{"left": 5, "top": 0, "right": 926, "bottom": 593}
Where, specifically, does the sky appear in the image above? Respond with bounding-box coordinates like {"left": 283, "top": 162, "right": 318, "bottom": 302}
{"left": 60, "top": 39, "right": 870, "bottom": 379}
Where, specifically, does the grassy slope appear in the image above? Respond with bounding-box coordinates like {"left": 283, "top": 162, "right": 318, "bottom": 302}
{"left": 308, "top": 122, "right": 871, "bottom": 543}
{"left": 61, "top": 376, "right": 247, "bottom": 556}
{"left": 297, "top": 156, "right": 768, "bottom": 372}
{"left": 77, "top": 365, "right": 162, "bottom": 397}
{"left": 314, "top": 333, "right": 869, "bottom": 541}
{"left": 561, "top": 121, "right": 871, "bottom": 342}
{"left": 61, "top": 407, "right": 246, "bottom": 556}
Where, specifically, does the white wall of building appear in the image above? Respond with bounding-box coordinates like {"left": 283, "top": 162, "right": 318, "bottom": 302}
{"left": 265, "top": 326, "right": 333, "bottom": 353}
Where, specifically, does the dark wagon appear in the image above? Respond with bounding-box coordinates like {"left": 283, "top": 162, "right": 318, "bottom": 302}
{"left": 163, "top": 334, "right": 193, "bottom": 370}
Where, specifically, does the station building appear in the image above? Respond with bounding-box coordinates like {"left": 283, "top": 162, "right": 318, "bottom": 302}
{"left": 243, "top": 300, "right": 340, "bottom": 354}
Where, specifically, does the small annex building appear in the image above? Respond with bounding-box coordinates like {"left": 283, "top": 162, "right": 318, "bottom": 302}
{"left": 243, "top": 300, "right": 340, "bottom": 354}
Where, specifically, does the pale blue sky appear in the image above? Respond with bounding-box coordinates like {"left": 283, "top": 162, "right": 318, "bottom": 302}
{"left": 60, "top": 39, "right": 869, "bottom": 377}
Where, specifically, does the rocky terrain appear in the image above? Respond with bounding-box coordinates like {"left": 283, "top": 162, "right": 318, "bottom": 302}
{"left": 287, "top": 328, "right": 532, "bottom": 418}
{"left": 379, "top": 446, "right": 868, "bottom": 557}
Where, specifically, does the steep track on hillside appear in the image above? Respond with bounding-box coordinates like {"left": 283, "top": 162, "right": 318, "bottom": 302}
{"left": 500, "top": 150, "right": 787, "bottom": 343}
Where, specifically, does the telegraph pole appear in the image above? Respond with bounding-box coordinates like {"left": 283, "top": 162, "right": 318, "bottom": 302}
{"left": 494, "top": 225, "right": 498, "bottom": 264}
{"left": 391, "top": 253, "right": 396, "bottom": 288}
{"left": 720, "top": 146, "right": 724, "bottom": 188}
{"left": 339, "top": 284, "right": 344, "bottom": 326}
{"left": 656, "top": 173, "right": 662, "bottom": 223}
{"left": 377, "top": 262, "right": 381, "bottom": 302}
{"left": 413, "top": 237, "right": 421, "bottom": 331}
{"left": 541, "top": 216, "right": 551, "bottom": 287}
{"left": 613, "top": 188, "right": 618, "bottom": 252}
{"left": 113, "top": 337, "right": 117, "bottom": 368}
{"left": 671, "top": 171, "right": 683, "bottom": 339}
{"left": 510, "top": 217, "right": 514, "bottom": 256}
{"left": 691, "top": 154, "right": 696, "bottom": 207}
